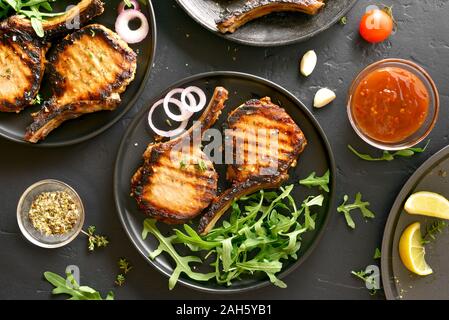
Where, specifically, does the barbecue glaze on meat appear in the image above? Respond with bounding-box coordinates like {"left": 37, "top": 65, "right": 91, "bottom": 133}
{"left": 1, "top": 0, "right": 104, "bottom": 40}
{"left": 131, "top": 87, "right": 229, "bottom": 224}
{"left": 24, "top": 24, "right": 137, "bottom": 143}
{"left": 199, "top": 97, "right": 307, "bottom": 234}
{"left": 0, "top": 29, "right": 47, "bottom": 113}
{"left": 217, "top": 0, "right": 325, "bottom": 33}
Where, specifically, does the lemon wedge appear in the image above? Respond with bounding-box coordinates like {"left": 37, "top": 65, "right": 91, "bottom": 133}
{"left": 399, "top": 222, "right": 433, "bottom": 276}
{"left": 404, "top": 191, "right": 449, "bottom": 220}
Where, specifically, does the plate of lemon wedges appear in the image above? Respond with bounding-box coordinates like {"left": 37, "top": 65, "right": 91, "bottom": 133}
{"left": 382, "top": 146, "right": 449, "bottom": 300}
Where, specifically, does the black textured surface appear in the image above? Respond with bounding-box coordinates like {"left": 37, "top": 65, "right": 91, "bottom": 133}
{"left": 0, "top": 0, "right": 448, "bottom": 299}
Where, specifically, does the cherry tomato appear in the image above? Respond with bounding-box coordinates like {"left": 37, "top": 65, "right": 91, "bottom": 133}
{"left": 359, "top": 9, "right": 394, "bottom": 43}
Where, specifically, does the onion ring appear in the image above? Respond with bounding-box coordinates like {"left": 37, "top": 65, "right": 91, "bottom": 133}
{"left": 181, "top": 86, "right": 207, "bottom": 112}
{"left": 117, "top": 0, "right": 140, "bottom": 14}
{"left": 115, "top": 9, "right": 149, "bottom": 44}
{"left": 163, "top": 88, "right": 195, "bottom": 122}
{"left": 148, "top": 99, "right": 188, "bottom": 138}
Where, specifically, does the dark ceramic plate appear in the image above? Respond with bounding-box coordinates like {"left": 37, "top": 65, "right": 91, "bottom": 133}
{"left": 0, "top": 0, "right": 156, "bottom": 147}
{"left": 175, "top": 0, "right": 357, "bottom": 46}
{"left": 114, "top": 71, "right": 336, "bottom": 292}
{"left": 382, "top": 145, "right": 449, "bottom": 300}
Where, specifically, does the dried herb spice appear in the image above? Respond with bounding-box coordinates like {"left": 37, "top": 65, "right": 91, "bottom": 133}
{"left": 28, "top": 191, "right": 79, "bottom": 236}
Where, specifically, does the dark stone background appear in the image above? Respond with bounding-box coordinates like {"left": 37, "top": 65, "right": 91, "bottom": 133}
{"left": 0, "top": 0, "right": 448, "bottom": 300}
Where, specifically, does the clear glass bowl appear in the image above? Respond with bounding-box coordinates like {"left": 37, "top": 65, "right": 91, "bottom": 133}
{"left": 347, "top": 59, "right": 439, "bottom": 151}
{"left": 17, "top": 179, "right": 85, "bottom": 249}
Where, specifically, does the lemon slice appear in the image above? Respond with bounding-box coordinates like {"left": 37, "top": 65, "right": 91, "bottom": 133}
{"left": 399, "top": 222, "right": 433, "bottom": 276}
{"left": 404, "top": 191, "right": 449, "bottom": 219}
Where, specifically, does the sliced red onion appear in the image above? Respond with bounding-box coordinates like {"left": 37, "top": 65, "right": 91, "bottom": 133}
{"left": 163, "top": 88, "right": 194, "bottom": 122}
{"left": 181, "top": 86, "right": 207, "bottom": 112}
{"left": 115, "top": 9, "right": 149, "bottom": 44}
{"left": 148, "top": 99, "right": 188, "bottom": 138}
{"left": 117, "top": 0, "right": 140, "bottom": 14}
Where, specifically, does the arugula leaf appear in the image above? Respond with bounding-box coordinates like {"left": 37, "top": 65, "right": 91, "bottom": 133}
{"left": 142, "top": 178, "right": 328, "bottom": 289}
{"left": 348, "top": 140, "right": 430, "bottom": 162}
{"left": 299, "top": 170, "right": 330, "bottom": 192}
{"left": 374, "top": 248, "right": 381, "bottom": 260}
{"left": 142, "top": 219, "right": 215, "bottom": 290}
{"left": 44, "top": 271, "right": 114, "bottom": 300}
{"left": 337, "top": 193, "right": 375, "bottom": 229}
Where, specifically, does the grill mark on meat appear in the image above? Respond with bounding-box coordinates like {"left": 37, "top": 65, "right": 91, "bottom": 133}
{"left": 24, "top": 24, "right": 137, "bottom": 143}
{"left": 131, "top": 87, "right": 229, "bottom": 224}
{"left": 199, "top": 97, "right": 307, "bottom": 234}
{"left": 1, "top": 0, "right": 104, "bottom": 40}
{"left": 0, "top": 29, "right": 47, "bottom": 113}
{"left": 217, "top": 0, "right": 325, "bottom": 34}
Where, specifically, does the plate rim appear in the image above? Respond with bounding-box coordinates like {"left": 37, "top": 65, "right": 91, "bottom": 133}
{"left": 0, "top": 1, "right": 157, "bottom": 148}
{"left": 381, "top": 145, "right": 449, "bottom": 300}
{"left": 174, "top": 0, "right": 358, "bottom": 47}
{"left": 113, "top": 70, "right": 336, "bottom": 293}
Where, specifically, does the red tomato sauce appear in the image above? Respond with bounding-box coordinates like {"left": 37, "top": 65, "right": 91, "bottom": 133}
{"left": 351, "top": 67, "right": 430, "bottom": 143}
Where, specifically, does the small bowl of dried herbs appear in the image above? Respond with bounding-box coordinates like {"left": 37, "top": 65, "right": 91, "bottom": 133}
{"left": 17, "top": 179, "right": 85, "bottom": 248}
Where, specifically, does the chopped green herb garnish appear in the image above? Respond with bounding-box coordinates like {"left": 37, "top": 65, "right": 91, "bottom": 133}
{"left": 32, "top": 93, "right": 42, "bottom": 105}
{"left": 115, "top": 274, "right": 125, "bottom": 287}
{"left": 196, "top": 160, "right": 207, "bottom": 172}
{"left": 165, "top": 119, "right": 172, "bottom": 127}
{"left": 179, "top": 159, "right": 187, "bottom": 169}
{"left": 339, "top": 16, "right": 348, "bottom": 25}
{"left": 337, "top": 193, "right": 375, "bottom": 229}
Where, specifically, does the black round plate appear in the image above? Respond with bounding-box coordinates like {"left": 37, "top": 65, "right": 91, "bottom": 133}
{"left": 0, "top": 1, "right": 156, "bottom": 147}
{"left": 382, "top": 145, "right": 449, "bottom": 300}
{"left": 175, "top": 0, "right": 357, "bottom": 46}
{"left": 114, "top": 71, "right": 336, "bottom": 293}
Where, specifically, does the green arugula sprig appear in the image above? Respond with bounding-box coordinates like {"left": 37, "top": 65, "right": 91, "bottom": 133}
{"left": 422, "top": 220, "right": 448, "bottom": 244}
{"left": 348, "top": 140, "right": 430, "bottom": 162}
{"left": 373, "top": 247, "right": 381, "bottom": 260}
{"left": 142, "top": 219, "right": 215, "bottom": 290}
{"left": 0, "top": 0, "right": 66, "bottom": 37}
{"left": 299, "top": 170, "right": 330, "bottom": 192}
{"left": 44, "top": 271, "right": 114, "bottom": 300}
{"left": 351, "top": 269, "right": 379, "bottom": 296}
{"left": 143, "top": 183, "right": 325, "bottom": 290}
{"left": 337, "top": 193, "right": 375, "bottom": 229}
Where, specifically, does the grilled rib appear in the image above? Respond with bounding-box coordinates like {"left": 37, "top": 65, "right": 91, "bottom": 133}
{"left": 217, "top": 0, "right": 325, "bottom": 34}
{"left": 24, "top": 24, "right": 137, "bottom": 143}
{"left": 199, "top": 97, "right": 307, "bottom": 234}
{"left": 131, "top": 87, "right": 229, "bottom": 224}
{"left": 0, "top": 29, "right": 47, "bottom": 113}
{"left": 1, "top": 0, "right": 104, "bottom": 40}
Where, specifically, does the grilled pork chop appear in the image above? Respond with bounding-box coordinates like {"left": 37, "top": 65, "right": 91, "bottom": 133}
{"left": 131, "top": 87, "right": 229, "bottom": 224}
{"left": 0, "top": 29, "right": 46, "bottom": 113}
{"left": 1, "top": 0, "right": 104, "bottom": 39}
{"left": 199, "top": 97, "right": 307, "bottom": 234}
{"left": 24, "top": 24, "right": 137, "bottom": 143}
{"left": 217, "top": 0, "right": 325, "bottom": 33}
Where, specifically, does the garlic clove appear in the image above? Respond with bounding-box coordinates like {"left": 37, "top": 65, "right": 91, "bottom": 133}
{"left": 300, "top": 50, "right": 317, "bottom": 77}
{"left": 314, "top": 88, "right": 336, "bottom": 108}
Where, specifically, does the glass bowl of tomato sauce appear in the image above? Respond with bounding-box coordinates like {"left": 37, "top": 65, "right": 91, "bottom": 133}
{"left": 347, "top": 59, "right": 439, "bottom": 150}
